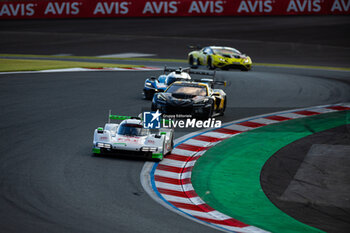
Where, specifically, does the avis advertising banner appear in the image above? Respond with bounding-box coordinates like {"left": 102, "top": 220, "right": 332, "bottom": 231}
{"left": 0, "top": 0, "right": 349, "bottom": 19}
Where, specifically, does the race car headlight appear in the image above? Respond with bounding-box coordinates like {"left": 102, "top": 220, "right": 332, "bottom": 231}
{"left": 141, "top": 147, "right": 157, "bottom": 152}
{"left": 145, "top": 82, "right": 152, "bottom": 87}
{"left": 193, "top": 99, "right": 208, "bottom": 106}
{"left": 219, "top": 58, "right": 225, "bottom": 62}
{"left": 157, "top": 94, "right": 166, "bottom": 101}
{"left": 97, "top": 143, "right": 111, "bottom": 148}
{"left": 243, "top": 58, "right": 250, "bottom": 64}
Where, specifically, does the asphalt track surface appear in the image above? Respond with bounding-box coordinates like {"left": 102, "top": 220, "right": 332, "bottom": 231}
{"left": 261, "top": 124, "right": 350, "bottom": 233}
{"left": 1, "top": 16, "right": 350, "bottom": 67}
{"left": 0, "top": 17, "right": 349, "bottom": 233}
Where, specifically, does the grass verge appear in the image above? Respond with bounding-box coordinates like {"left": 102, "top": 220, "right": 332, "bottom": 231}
{"left": 0, "top": 58, "right": 143, "bottom": 72}
{"left": 0, "top": 54, "right": 187, "bottom": 63}
{"left": 1, "top": 54, "right": 349, "bottom": 72}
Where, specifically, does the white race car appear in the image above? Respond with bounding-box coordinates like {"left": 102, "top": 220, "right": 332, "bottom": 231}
{"left": 92, "top": 114, "right": 174, "bottom": 161}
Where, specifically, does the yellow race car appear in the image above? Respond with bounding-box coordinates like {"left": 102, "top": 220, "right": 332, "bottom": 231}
{"left": 188, "top": 46, "right": 252, "bottom": 71}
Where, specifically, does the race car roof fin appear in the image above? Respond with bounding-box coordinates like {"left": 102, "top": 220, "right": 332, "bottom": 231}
{"left": 164, "top": 66, "right": 191, "bottom": 74}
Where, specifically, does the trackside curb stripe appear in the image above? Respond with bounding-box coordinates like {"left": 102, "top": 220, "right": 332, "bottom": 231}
{"left": 0, "top": 66, "right": 161, "bottom": 75}
{"left": 150, "top": 103, "right": 349, "bottom": 233}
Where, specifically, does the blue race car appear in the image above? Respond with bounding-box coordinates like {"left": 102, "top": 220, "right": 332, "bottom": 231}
{"left": 143, "top": 66, "right": 191, "bottom": 100}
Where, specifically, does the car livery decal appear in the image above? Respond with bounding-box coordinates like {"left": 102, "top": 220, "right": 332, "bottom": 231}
{"left": 117, "top": 137, "right": 142, "bottom": 144}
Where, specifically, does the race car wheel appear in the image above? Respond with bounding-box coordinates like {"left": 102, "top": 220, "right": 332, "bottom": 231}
{"left": 94, "top": 148, "right": 105, "bottom": 156}
{"left": 189, "top": 56, "right": 198, "bottom": 68}
{"left": 189, "top": 56, "right": 194, "bottom": 65}
{"left": 144, "top": 90, "right": 153, "bottom": 100}
{"left": 170, "top": 133, "right": 174, "bottom": 153}
{"left": 240, "top": 66, "right": 249, "bottom": 71}
{"left": 151, "top": 103, "right": 157, "bottom": 111}
{"left": 207, "top": 56, "right": 215, "bottom": 70}
{"left": 154, "top": 141, "right": 165, "bottom": 162}
{"left": 220, "top": 97, "right": 227, "bottom": 116}
{"left": 200, "top": 102, "right": 213, "bottom": 119}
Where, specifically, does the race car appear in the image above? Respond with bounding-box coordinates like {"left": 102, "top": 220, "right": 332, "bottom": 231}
{"left": 143, "top": 66, "right": 216, "bottom": 100}
{"left": 92, "top": 113, "right": 174, "bottom": 161}
{"left": 188, "top": 46, "right": 252, "bottom": 71}
{"left": 143, "top": 66, "right": 191, "bottom": 100}
{"left": 151, "top": 80, "right": 227, "bottom": 119}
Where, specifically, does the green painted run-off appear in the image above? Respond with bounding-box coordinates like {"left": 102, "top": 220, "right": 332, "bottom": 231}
{"left": 191, "top": 111, "right": 349, "bottom": 233}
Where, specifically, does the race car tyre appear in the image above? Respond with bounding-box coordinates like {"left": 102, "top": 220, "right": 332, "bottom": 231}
{"left": 143, "top": 90, "right": 153, "bottom": 100}
{"left": 200, "top": 103, "right": 213, "bottom": 119}
{"left": 207, "top": 56, "right": 215, "bottom": 70}
{"left": 154, "top": 141, "right": 165, "bottom": 162}
{"left": 189, "top": 56, "right": 194, "bottom": 65}
{"left": 219, "top": 97, "right": 227, "bottom": 116}
{"left": 189, "top": 56, "right": 198, "bottom": 69}
{"left": 151, "top": 103, "right": 157, "bottom": 111}
{"left": 154, "top": 155, "right": 163, "bottom": 162}
{"left": 240, "top": 66, "right": 250, "bottom": 71}
{"left": 170, "top": 133, "right": 174, "bottom": 153}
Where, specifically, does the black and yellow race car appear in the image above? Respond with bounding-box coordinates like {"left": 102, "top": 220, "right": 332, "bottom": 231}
{"left": 151, "top": 80, "right": 226, "bottom": 119}
{"left": 188, "top": 46, "right": 252, "bottom": 71}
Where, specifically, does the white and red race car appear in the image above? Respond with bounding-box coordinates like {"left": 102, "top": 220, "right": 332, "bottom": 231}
{"left": 92, "top": 113, "right": 174, "bottom": 161}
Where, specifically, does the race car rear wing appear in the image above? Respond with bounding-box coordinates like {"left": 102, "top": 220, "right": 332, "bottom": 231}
{"left": 192, "top": 78, "right": 227, "bottom": 87}
{"left": 108, "top": 111, "right": 173, "bottom": 126}
{"left": 108, "top": 110, "right": 141, "bottom": 123}
{"left": 109, "top": 115, "right": 140, "bottom": 120}
{"left": 188, "top": 45, "right": 202, "bottom": 50}
{"left": 163, "top": 66, "right": 191, "bottom": 74}
{"left": 190, "top": 70, "right": 228, "bottom": 87}
{"left": 163, "top": 66, "right": 216, "bottom": 77}
{"left": 163, "top": 66, "right": 226, "bottom": 87}
{"left": 189, "top": 69, "right": 216, "bottom": 77}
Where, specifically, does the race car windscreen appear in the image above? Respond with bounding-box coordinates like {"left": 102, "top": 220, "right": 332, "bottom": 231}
{"left": 213, "top": 48, "right": 241, "bottom": 57}
{"left": 166, "top": 75, "right": 183, "bottom": 86}
{"left": 117, "top": 123, "right": 148, "bottom": 136}
{"left": 166, "top": 84, "right": 207, "bottom": 96}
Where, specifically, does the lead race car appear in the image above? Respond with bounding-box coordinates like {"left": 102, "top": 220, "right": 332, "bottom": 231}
{"left": 92, "top": 112, "right": 174, "bottom": 161}
{"left": 143, "top": 66, "right": 217, "bottom": 100}
{"left": 188, "top": 46, "right": 252, "bottom": 71}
